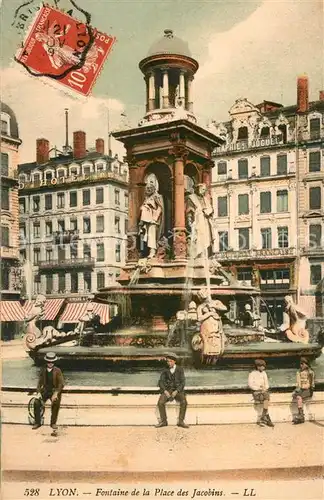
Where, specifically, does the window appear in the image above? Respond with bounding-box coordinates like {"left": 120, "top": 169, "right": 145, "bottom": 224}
{"left": 96, "top": 187, "right": 104, "bottom": 204}
{"left": 115, "top": 243, "right": 121, "bottom": 262}
{"left": 278, "top": 226, "right": 288, "bottom": 248}
{"left": 310, "top": 118, "right": 320, "bottom": 140}
{"left": 33, "top": 196, "right": 40, "bottom": 212}
{"left": 46, "top": 248, "right": 53, "bottom": 262}
{"left": 83, "top": 243, "right": 91, "bottom": 259}
{"left": 237, "top": 267, "right": 252, "bottom": 281}
{"left": 310, "top": 264, "right": 322, "bottom": 285}
{"left": 309, "top": 224, "right": 322, "bottom": 247}
{"left": 277, "top": 190, "right": 288, "bottom": 212}
{"left": 309, "top": 186, "right": 321, "bottom": 210}
{"left": 115, "top": 216, "right": 120, "bottom": 233}
{"left": 1, "top": 226, "right": 9, "bottom": 247}
{"left": 217, "top": 196, "right": 228, "bottom": 217}
{"left": 20, "top": 249, "right": 26, "bottom": 261}
{"left": 83, "top": 217, "right": 91, "bottom": 233}
{"left": 97, "top": 163, "right": 104, "bottom": 173}
{"left": 71, "top": 244, "right": 78, "bottom": 260}
{"left": 237, "top": 126, "right": 248, "bottom": 140}
{"left": 83, "top": 166, "right": 91, "bottom": 176}
{"left": 57, "top": 193, "right": 65, "bottom": 209}
{"left": 84, "top": 272, "right": 91, "bottom": 292}
{"left": 238, "top": 228, "right": 250, "bottom": 250}
{"left": 1, "top": 153, "right": 9, "bottom": 176}
{"left": 218, "top": 231, "right": 228, "bottom": 251}
{"left": 96, "top": 215, "right": 104, "bottom": 233}
{"left": 70, "top": 191, "right": 77, "bottom": 207}
{"left": 260, "top": 269, "right": 290, "bottom": 286}
{"left": 260, "top": 192, "right": 271, "bottom": 213}
{"left": 58, "top": 219, "right": 65, "bottom": 232}
{"left": 278, "top": 124, "right": 287, "bottom": 143}
{"left": 19, "top": 198, "right": 26, "bottom": 214}
{"left": 217, "top": 162, "right": 227, "bottom": 176}
{"left": 309, "top": 151, "right": 321, "bottom": 172}
{"left": 33, "top": 248, "right": 40, "bottom": 265}
{"left": 70, "top": 219, "right": 77, "bottom": 231}
{"left": 58, "top": 272, "right": 65, "bottom": 293}
{"left": 57, "top": 169, "right": 65, "bottom": 179}
{"left": 70, "top": 167, "right": 78, "bottom": 177}
{"left": 277, "top": 154, "right": 287, "bottom": 175}
{"left": 33, "top": 173, "right": 41, "bottom": 184}
{"left": 97, "top": 242, "right": 105, "bottom": 262}
{"left": 33, "top": 222, "right": 40, "bottom": 238}
{"left": 45, "top": 171, "right": 53, "bottom": 182}
{"left": 238, "top": 194, "right": 249, "bottom": 215}
{"left": 1, "top": 118, "right": 9, "bottom": 134}
{"left": 1, "top": 186, "right": 9, "bottom": 210}
{"left": 58, "top": 246, "right": 65, "bottom": 261}
{"left": 238, "top": 159, "right": 248, "bottom": 179}
{"left": 125, "top": 219, "right": 128, "bottom": 234}
{"left": 261, "top": 228, "right": 272, "bottom": 249}
{"left": 19, "top": 224, "right": 26, "bottom": 240}
{"left": 45, "top": 194, "right": 52, "bottom": 210}
{"left": 83, "top": 189, "right": 90, "bottom": 206}
{"left": 97, "top": 272, "right": 105, "bottom": 289}
{"left": 45, "top": 221, "right": 53, "bottom": 236}
{"left": 114, "top": 189, "right": 120, "bottom": 205}
{"left": 1, "top": 267, "right": 10, "bottom": 290}
{"left": 260, "top": 127, "right": 270, "bottom": 138}
{"left": 124, "top": 193, "right": 129, "bottom": 208}
{"left": 71, "top": 272, "right": 78, "bottom": 293}
{"left": 260, "top": 156, "right": 270, "bottom": 177}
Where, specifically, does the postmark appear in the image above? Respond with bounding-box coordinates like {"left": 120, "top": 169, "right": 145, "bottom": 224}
{"left": 15, "top": 4, "right": 116, "bottom": 96}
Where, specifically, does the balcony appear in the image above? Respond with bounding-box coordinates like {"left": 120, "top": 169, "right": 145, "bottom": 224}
{"left": 302, "top": 246, "right": 324, "bottom": 257}
{"left": 53, "top": 230, "right": 79, "bottom": 244}
{"left": 19, "top": 170, "right": 128, "bottom": 191}
{"left": 38, "top": 257, "right": 95, "bottom": 270}
{"left": 213, "top": 247, "right": 296, "bottom": 261}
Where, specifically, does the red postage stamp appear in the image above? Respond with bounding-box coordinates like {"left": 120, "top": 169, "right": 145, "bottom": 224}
{"left": 15, "top": 4, "right": 116, "bottom": 96}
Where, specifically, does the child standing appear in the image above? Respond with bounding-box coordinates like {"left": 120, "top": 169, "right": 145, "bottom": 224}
{"left": 292, "top": 357, "right": 315, "bottom": 424}
{"left": 248, "top": 359, "right": 274, "bottom": 427}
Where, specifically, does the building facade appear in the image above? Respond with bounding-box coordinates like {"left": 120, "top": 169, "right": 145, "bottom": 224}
{"left": 1, "top": 103, "right": 24, "bottom": 339}
{"left": 18, "top": 131, "right": 128, "bottom": 309}
{"left": 210, "top": 77, "right": 324, "bottom": 327}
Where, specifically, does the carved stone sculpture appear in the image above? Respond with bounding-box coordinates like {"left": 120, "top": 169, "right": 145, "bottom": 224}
{"left": 279, "top": 295, "right": 309, "bottom": 344}
{"left": 139, "top": 182, "right": 163, "bottom": 259}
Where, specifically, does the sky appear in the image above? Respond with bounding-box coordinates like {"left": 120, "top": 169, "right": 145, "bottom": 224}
{"left": 1, "top": 0, "right": 323, "bottom": 162}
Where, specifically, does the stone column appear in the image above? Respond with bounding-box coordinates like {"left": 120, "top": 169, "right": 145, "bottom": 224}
{"left": 65, "top": 273, "right": 71, "bottom": 292}
{"left": 179, "top": 71, "right": 185, "bottom": 101}
{"left": 148, "top": 72, "right": 155, "bottom": 111}
{"left": 250, "top": 185, "right": 257, "bottom": 248}
{"left": 202, "top": 160, "right": 214, "bottom": 192}
{"left": 162, "top": 70, "right": 169, "bottom": 108}
{"left": 169, "top": 142, "right": 188, "bottom": 260}
{"left": 145, "top": 76, "right": 149, "bottom": 113}
{"left": 187, "top": 76, "right": 193, "bottom": 112}
{"left": 127, "top": 156, "right": 140, "bottom": 262}
{"left": 227, "top": 187, "right": 234, "bottom": 248}
{"left": 52, "top": 273, "right": 58, "bottom": 293}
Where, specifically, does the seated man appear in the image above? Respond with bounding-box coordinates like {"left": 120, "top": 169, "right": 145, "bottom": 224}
{"left": 292, "top": 357, "right": 315, "bottom": 424}
{"left": 156, "top": 354, "right": 189, "bottom": 429}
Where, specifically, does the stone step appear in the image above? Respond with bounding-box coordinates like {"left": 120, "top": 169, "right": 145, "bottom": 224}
{"left": 2, "top": 390, "right": 323, "bottom": 426}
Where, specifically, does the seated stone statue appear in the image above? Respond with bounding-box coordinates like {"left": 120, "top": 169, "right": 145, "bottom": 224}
{"left": 138, "top": 182, "right": 163, "bottom": 259}
{"left": 279, "top": 296, "right": 309, "bottom": 344}
{"left": 240, "top": 303, "right": 260, "bottom": 328}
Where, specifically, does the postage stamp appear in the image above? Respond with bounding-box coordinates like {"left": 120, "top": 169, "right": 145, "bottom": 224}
{"left": 15, "top": 4, "right": 116, "bottom": 96}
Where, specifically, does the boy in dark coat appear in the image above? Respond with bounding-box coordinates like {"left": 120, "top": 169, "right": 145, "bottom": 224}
{"left": 33, "top": 352, "right": 65, "bottom": 430}
{"left": 292, "top": 357, "right": 315, "bottom": 424}
{"left": 156, "top": 354, "right": 189, "bottom": 428}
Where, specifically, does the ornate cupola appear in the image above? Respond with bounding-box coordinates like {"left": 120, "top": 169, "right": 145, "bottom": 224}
{"left": 138, "top": 29, "right": 199, "bottom": 125}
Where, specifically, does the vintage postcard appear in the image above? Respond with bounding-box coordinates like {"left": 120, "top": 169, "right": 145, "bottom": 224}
{"left": 1, "top": 0, "right": 323, "bottom": 499}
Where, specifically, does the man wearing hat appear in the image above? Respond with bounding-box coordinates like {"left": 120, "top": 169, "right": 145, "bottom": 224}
{"left": 32, "top": 352, "right": 65, "bottom": 430}
{"left": 292, "top": 357, "right": 315, "bottom": 424}
{"left": 156, "top": 354, "right": 189, "bottom": 428}
{"left": 248, "top": 358, "right": 274, "bottom": 427}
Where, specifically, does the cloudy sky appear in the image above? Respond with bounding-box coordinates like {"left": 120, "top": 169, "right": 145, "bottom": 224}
{"left": 1, "top": 0, "right": 323, "bottom": 162}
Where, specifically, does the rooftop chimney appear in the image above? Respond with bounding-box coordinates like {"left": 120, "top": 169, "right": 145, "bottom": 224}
{"left": 319, "top": 91, "right": 324, "bottom": 101}
{"left": 96, "top": 138, "right": 105, "bottom": 155}
{"left": 36, "top": 138, "right": 50, "bottom": 165}
{"left": 297, "top": 75, "right": 309, "bottom": 112}
{"left": 73, "top": 131, "right": 86, "bottom": 159}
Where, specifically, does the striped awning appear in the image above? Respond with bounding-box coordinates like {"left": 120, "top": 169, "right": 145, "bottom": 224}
{"left": 0, "top": 301, "right": 25, "bottom": 321}
{"left": 23, "top": 299, "right": 65, "bottom": 321}
{"left": 60, "top": 302, "right": 110, "bottom": 325}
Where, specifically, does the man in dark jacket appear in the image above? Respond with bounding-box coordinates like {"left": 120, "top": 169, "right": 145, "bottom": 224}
{"left": 156, "top": 354, "right": 189, "bottom": 429}
{"left": 33, "top": 352, "right": 65, "bottom": 430}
